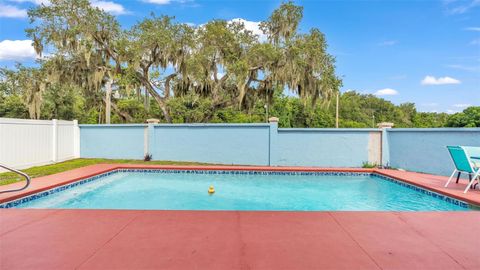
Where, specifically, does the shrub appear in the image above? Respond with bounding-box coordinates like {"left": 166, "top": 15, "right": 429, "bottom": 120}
{"left": 144, "top": 153, "right": 153, "bottom": 162}
{"left": 362, "top": 162, "right": 378, "bottom": 168}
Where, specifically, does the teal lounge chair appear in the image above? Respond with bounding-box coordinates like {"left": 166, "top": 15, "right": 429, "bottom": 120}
{"left": 445, "top": 146, "right": 480, "bottom": 193}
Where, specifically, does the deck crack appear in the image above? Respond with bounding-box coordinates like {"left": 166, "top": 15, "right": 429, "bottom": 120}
{"left": 328, "top": 212, "right": 383, "bottom": 270}
{"left": 395, "top": 213, "right": 467, "bottom": 270}
{"left": 0, "top": 209, "right": 63, "bottom": 237}
{"left": 74, "top": 210, "right": 144, "bottom": 270}
{"left": 236, "top": 211, "right": 251, "bottom": 270}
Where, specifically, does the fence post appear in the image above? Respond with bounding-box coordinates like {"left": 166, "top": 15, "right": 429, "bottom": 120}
{"left": 144, "top": 126, "right": 149, "bottom": 157}
{"left": 52, "top": 119, "right": 58, "bottom": 162}
{"left": 73, "top": 120, "right": 80, "bottom": 158}
{"left": 146, "top": 119, "right": 159, "bottom": 159}
{"left": 268, "top": 117, "right": 279, "bottom": 166}
{"left": 147, "top": 124, "right": 155, "bottom": 158}
{"left": 378, "top": 122, "right": 393, "bottom": 167}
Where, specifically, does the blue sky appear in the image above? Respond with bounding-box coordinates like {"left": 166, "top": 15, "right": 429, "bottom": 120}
{"left": 0, "top": 0, "right": 479, "bottom": 113}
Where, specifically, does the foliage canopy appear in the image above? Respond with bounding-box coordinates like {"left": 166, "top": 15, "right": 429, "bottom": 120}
{"left": 0, "top": 0, "right": 477, "bottom": 128}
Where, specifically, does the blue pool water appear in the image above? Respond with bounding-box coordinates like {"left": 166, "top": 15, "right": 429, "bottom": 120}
{"left": 13, "top": 171, "right": 471, "bottom": 211}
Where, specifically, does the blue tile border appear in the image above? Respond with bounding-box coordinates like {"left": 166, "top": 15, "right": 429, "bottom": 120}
{"left": 115, "top": 169, "right": 372, "bottom": 177}
{"left": 372, "top": 174, "right": 471, "bottom": 209}
{"left": 0, "top": 169, "right": 473, "bottom": 209}
{"left": 0, "top": 170, "right": 119, "bottom": 209}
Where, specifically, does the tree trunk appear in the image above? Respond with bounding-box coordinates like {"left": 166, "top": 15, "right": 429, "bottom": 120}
{"left": 98, "top": 105, "right": 103, "bottom": 124}
{"left": 137, "top": 70, "right": 172, "bottom": 123}
{"left": 155, "top": 95, "right": 171, "bottom": 123}
{"left": 145, "top": 81, "right": 171, "bottom": 122}
{"left": 105, "top": 78, "right": 113, "bottom": 124}
{"left": 144, "top": 87, "right": 150, "bottom": 111}
{"left": 102, "top": 98, "right": 134, "bottom": 122}
{"left": 164, "top": 73, "right": 177, "bottom": 99}
{"left": 136, "top": 88, "right": 141, "bottom": 101}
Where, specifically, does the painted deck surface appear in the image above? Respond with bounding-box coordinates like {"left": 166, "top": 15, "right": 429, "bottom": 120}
{"left": 0, "top": 210, "right": 479, "bottom": 269}
{"left": 1, "top": 164, "right": 480, "bottom": 269}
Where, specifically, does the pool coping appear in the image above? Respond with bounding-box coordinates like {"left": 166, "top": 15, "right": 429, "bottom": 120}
{"left": 0, "top": 164, "right": 479, "bottom": 207}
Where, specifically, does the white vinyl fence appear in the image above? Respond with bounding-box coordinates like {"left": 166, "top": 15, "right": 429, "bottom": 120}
{"left": 0, "top": 118, "right": 80, "bottom": 171}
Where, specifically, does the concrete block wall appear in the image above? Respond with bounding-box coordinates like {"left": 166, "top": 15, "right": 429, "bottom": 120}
{"left": 275, "top": 129, "right": 381, "bottom": 167}
{"left": 78, "top": 123, "right": 480, "bottom": 176}
{"left": 386, "top": 128, "right": 480, "bottom": 175}
{"left": 79, "top": 122, "right": 382, "bottom": 168}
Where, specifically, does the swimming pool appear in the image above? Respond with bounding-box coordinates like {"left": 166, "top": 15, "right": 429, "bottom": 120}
{"left": 2, "top": 169, "right": 473, "bottom": 211}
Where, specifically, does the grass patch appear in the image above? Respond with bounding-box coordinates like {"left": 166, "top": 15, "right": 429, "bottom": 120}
{"left": 361, "top": 161, "right": 378, "bottom": 169}
{"left": 0, "top": 158, "right": 212, "bottom": 186}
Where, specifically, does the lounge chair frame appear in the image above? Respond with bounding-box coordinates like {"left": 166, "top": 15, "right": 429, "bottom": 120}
{"left": 444, "top": 146, "right": 480, "bottom": 194}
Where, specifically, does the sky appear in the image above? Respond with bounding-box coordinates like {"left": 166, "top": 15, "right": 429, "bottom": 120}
{"left": 0, "top": 0, "right": 479, "bottom": 113}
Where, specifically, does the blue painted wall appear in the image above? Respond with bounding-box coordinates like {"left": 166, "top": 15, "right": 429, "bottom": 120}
{"left": 276, "top": 129, "right": 374, "bottom": 167}
{"left": 150, "top": 124, "right": 270, "bottom": 165}
{"left": 387, "top": 129, "right": 480, "bottom": 176}
{"left": 80, "top": 125, "right": 146, "bottom": 159}
{"left": 78, "top": 124, "right": 480, "bottom": 176}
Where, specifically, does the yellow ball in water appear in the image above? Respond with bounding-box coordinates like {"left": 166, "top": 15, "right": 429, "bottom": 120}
{"left": 208, "top": 185, "right": 215, "bottom": 194}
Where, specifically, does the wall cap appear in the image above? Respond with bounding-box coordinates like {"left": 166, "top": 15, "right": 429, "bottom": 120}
{"left": 268, "top": 117, "right": 279, "bottom": 123}
{"left": 154, "top": 123, "right": 270, "bottom": 128}
{"left": 279, "top": 128, "right": 381, "bottom": 132}
{"left": 146, "top": 118, "right": 160, "bottom": 124}
{"left": 79, "top": 123, "right": 271, "bottom": 128}
{"left": 377, "top": 122, "right": 394, "bottom": 129}
{"left": 387, "top": 128, "right": 480, "bottom": 132}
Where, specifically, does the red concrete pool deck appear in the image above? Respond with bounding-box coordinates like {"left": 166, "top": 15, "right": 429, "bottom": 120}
{"left": 1, "top": 163, "right": 479, "bottom": 206}
{"left": 1, "top": 164, "right": 480, "bottom": 269}
{"left": 1, "top": 210, "right": 479, "bottom": 269}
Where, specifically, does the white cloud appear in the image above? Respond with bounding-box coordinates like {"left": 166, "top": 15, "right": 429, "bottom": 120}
{"left": 465, "top": 27, "right": 480, "bottom": 31}
{"left": 10, "top": 0, "right": 50, "bottom": 4}
{"left": 447, "top": 109, "right": 460, "bottom": 114}
{"left": 9, "top": 1, "right": 127, "bottom": 15}
{"left": 229, "top": 18, "right": 267, "bottom": 42}
{"left": 453, "top": 103, "right": 471, "bottom": 108}
{"left": 374, "top": 88, "right": 398, "bottom": 96}
{"left": 446, "top": 64, "right": 480, "bottom": 72}
{"left": 470, "top": 38, "right": 480, "bottom": 45}
{"left": 421, "top": 75, "right": 461, "bottom": 85}
{"left": 0, "top": 4, "right": 27, "bottom": 18}
{"left": 444, "top": 0, "right": 480, "bottom": 14}
{"left": 91, "top": 1, "right": 127, "bottom": 15}
{"left": 0, "top": 40, "right": 37, "bottom": 60}
{"left": 378, "top": 40, "right": 397, "bottom": 46}
{"left": 143, "top": 0, "right": 171, "bottom": 4}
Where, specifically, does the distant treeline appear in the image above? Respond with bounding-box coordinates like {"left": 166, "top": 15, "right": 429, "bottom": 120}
{"left": 1, "top": 84, "right": 478, "bottom": 128}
